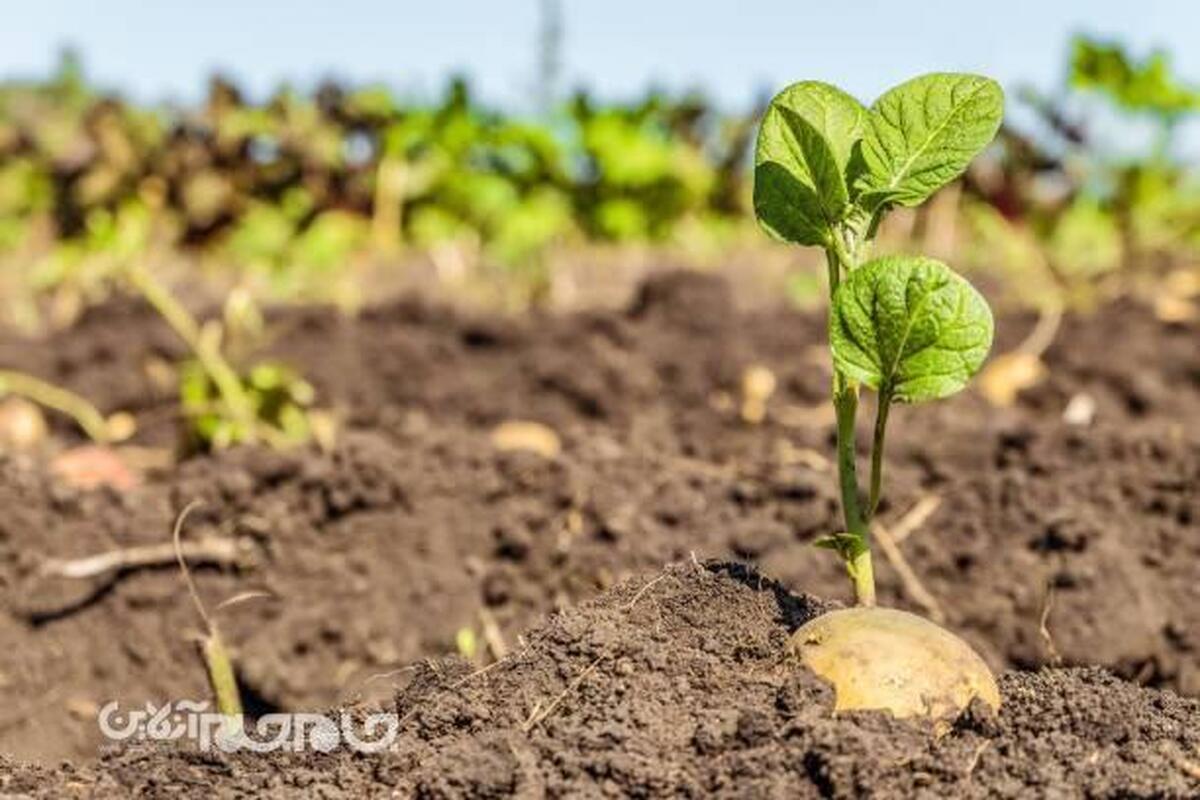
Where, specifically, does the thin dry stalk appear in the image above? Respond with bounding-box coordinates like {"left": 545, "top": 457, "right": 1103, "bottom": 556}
{"left": 620, "top": 573, "right": 670, "bottom": 612}
{"left": 447, "top": 649, "right": 528, "bottom": 690}
{"left": 351, "top": 665, "right": 421, "bottom": 701}
{"left": 478, "top": 608, "right": 509, "bottom": 660}
{"left": 963, "top": 740, "right": 991, "bottom": 780}
{"left": 1038, "top": 580, "right": 1063, "bottom": 667}
{"left": 1017, "top": 301, "right": 1064, "bottom": 359}
{"left": 214, "top": 591, "right": 272, "bottom": 613}
{"left": 872, "top": 521, "right": 945, "bottom": 623}
{"left": 173, "top": 501, "right": 244, "bottom": 722}
{"left": 522, "top": 657, "right": 603, "bottom": 732}
{"left": 890, "top": 494, "right": 942, "bottom": 545}
{"left": 654, "top": 453, "right": 737, "bottom": 480}
{"left": 40, "top": 537, "right": 243, "bottom": 580}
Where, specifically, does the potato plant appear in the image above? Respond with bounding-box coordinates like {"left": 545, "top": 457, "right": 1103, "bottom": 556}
{"left": 124, "top": 263, "right": 323, "bottom": 452}
{"left": 755, "top": 73, "right": 1007, "bottom": 720}
{"left": 755, "top": 73, "right": 1003, "bottom": 606}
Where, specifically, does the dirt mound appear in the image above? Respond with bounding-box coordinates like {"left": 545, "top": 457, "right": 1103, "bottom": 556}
{"left": 4, "top": 564, "right": 1197, "bottom": 798}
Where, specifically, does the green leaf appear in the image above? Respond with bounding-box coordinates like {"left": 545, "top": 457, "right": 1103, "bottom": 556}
{"left": 857, "top": 73, "right": 1003, "bottom": 209}
{"left": 760, "top": 81, "right": 867, "bottom": 171}
{"left": 812, "top": 532, "right": 867, "bottom": 559}
{"left": 754, "top": 81, "right": 868, "bottom": 245}
{"left": 753, "top": 162, "right": 830, "bottom": 246}
{"left": 830, "top": 255, "right": 993, "bottom": 403}
{"left": 776, "top": 107, "right": 849, "bottom": 221}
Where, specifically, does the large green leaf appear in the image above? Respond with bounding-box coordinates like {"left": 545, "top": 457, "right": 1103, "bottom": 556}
{"left": 754, "top": 81, "right": 867, "bottom": 245}
{"left": 830, "top": 255, "right": 993, "bottom": 403}
{"left": 857, "top": 74, "right": 1003, "bottom": 210}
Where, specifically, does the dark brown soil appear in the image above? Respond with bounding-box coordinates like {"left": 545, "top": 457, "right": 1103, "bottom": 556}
{"left": 4, "top": 564, "right": 1199, "bottom": 798}
{"left": 0, "top": 271, "right": 1197, "bottom": 791}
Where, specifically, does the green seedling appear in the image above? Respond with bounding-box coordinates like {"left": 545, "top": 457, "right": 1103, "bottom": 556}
{"left": 754, "top": 73, "right": 1003, "bottom": 720}
{"left": 172, "top": 502, "right": 246, "bottom": 732}
{"left": 123, "top": 263, "right": 325, "bottom": 452}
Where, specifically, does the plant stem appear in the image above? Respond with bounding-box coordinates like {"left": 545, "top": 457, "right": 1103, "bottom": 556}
{"left": 0, "top": 369, "right": 112, "bottom": 443}
{"left": 203, "top": 627, "right": 245, "bottom": 723}
{"left": 372, "top": 156, "right": 407, "bottom": 251}
{"left": 823, "top": 248, "right": 841, "bottom": 292}
{"left": 174, "top": 501, "right": 244, "bottom": 731}
{"left": 123, "top": 264, "right": 257, "bottom": 436}
{"left": 834, "top": 385, "right": 875, "bottom": 605}
{"left": 868, "top": 393, "right": 891, "bottom": 518}
{"left": 826, "top": 226, "right": 875, "bottom": 606}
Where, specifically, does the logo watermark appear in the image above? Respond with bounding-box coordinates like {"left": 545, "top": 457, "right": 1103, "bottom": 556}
{"left": 98, "top": 700, "right": 399, "bottom": 753}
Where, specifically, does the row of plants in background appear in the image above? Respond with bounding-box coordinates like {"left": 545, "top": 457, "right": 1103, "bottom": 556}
{"left": 0, "top": 53, "right": 755, "bottom": 315}
{"left": 956, "top": 35, "right": 1200, "bottom": 404}
{"left": 4, "top": 38, "right": 1200, "bottom": 328}
{"left": 963, "top": 34, "right": 1200, "bottom": 311}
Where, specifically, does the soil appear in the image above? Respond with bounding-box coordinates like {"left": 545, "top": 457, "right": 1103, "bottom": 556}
{"left": 0, "top": 270, "right": 1197, "bottom": 795}
{"left": 3, "top": 564, "right": 1199, "bottom": 797}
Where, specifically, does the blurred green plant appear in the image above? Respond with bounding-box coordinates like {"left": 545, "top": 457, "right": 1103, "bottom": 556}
{"left": 124, "top": 263, "right": 325, "bottom": 452}
{"left": 1070, "top": 35, "right": 1200, "bottom": 129}
{"left": 962, "top": 34, "right": 1200, "bottom": 317}
{"left": 1, "top": 57, "right": 756, "bottom": 314}
{"left": 4, "top": 39, "right": 1200, "bottom": 327}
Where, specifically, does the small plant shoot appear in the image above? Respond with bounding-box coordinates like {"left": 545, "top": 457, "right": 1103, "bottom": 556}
{"left": 755, "top": 73, "right": 1003, "bottom": 719}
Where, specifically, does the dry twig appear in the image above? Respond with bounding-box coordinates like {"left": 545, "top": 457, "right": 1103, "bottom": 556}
{"left": 1038, "top": 580, "right": 1063, "bottom": 666}
{"left": 620, "top": 573, "right": 670, "bottom": 612}
{"left": 522, "top": 657, "right": 603, "bottom": 732}
{"left": 40, "top": 536, "right": 245, "bottom": 580}
{"left": 479, "top": 608, "right": 509, "bottom": 660}
{"left": 963, "top": 740, "right": 992, "bottom": 780}
{"left": 889, "top": 494, "right": 942, "bottom": 545}
{"left": 873, "top": 521, "right": 945, "bottom": 623}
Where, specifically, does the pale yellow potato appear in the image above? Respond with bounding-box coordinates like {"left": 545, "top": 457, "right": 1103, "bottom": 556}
{"left": 0, "top": 397, "right": 48, "bottom": 452}
{"left": 790, "top": 606, "right": 1000, "bottom": 720}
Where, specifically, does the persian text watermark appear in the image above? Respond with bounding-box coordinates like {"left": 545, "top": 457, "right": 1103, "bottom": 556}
{"left": 98, "top": 700, "right": 398, "bottom": 753}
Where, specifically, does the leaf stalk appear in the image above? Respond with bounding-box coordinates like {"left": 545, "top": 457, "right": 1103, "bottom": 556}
{"left": 868, "top": 392, "right": 891, "bottom": 518}
{"left": 0, "top": 369, "right": 115, "bottom": 443}
{"left": 827, "top": 222, "right": 877, "bottom": 606}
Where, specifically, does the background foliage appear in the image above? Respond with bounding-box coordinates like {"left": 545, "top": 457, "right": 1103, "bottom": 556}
{"left": 2, "top": 37, "right": 1199, "bottom": 324}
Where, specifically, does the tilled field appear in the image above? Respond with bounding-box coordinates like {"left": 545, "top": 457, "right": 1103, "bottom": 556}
{"left": 0, "top": 272, "right": 1196, "bottom": 795}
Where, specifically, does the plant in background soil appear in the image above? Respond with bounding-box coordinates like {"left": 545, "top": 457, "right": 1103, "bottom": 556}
{"left": 173, "top": 501, "right": 266, "bottom": 735}
{"left": 755, "top": 73, "right": 1004, "bottom": 719}
{"left": 122, "top": 263, "right": 329, "bottom": 452}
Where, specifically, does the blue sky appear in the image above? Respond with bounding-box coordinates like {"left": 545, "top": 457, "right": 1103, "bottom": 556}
{"left": 2, "top": 0, "right": 1198, "bottom": 117}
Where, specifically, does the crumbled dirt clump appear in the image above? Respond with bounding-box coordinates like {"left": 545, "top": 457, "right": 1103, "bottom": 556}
{"left": 3, "top": 565, "right": 1197, "bottom": 798}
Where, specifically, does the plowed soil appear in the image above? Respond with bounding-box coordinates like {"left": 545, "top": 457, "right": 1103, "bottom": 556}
{"left": 0, "top": 272, "right": 1197, "bottom": 797}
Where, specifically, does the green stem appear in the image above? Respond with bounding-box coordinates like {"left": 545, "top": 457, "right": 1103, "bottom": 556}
{"left": 825, "top": 227, "right": 875, "bottom": 606}
{"left": 868, "top": 393, "right": 891, "bottom": 519}
{"left": 849, "top": 549, "right": 876, "bottom": 606}
{"left": 823, "top": 248, "right": 841, "bottom": 292}
{"left": 834, "top": 385, "right": 875, "bottom": 606}
{"left": 0, "top": 369, "right": 113, "bottom": 443}
{"left": 203, "top": 627, "right": 245, "bottom": 725}
{"left": 124, "top": 265, "right": 257, "bottom": 435}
